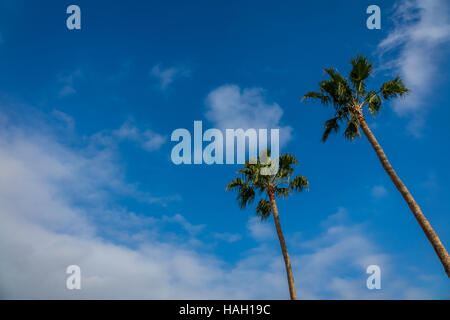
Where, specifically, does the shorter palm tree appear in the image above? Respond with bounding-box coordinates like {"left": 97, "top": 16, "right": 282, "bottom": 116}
{"left": 226, "top": 152, "right": 308, "bottom": 300}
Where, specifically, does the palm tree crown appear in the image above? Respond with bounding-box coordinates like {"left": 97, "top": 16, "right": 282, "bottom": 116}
{"left": 226, "top": 152, "right": 308, "bottom": 220}
{"left": 303, "top": 54, "right": 409, "bottom": 142}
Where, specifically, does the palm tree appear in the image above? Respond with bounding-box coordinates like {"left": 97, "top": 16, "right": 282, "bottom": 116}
{"left": 226, "top": 152, "right": 309, "bottom": 299}
{"left": 303, "top": 54, "right": 450, "bottom": 278}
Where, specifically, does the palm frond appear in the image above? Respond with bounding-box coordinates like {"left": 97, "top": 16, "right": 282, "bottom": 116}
{"left": 319, "top": 69, "right": 353, "bottom": 108}
{"left": 274, "top": 153, "right": 298, "bottom": 182}
{"left": 350, "top": 55, "right": 373, "bottom": 95}
{"left": 289, "top": 176, "right": 309, "bottom": 193}
{"left": 366, "top": 91, "right": 382, "bottom": 115}
{"left": 226, "top": 177, "right": 245, "bottom": 191}
{"left": 275, "top": 187, "right": 290, "bottom": 199}
{"left": 322, "top": 117, "right": 340, "bottom": 142}
{"left": 380, "top": 77, "right": 409, "bottom": 100}
{"left": 237, "top": 184, "right": 255, "bottom": 209}
{"left": 302, "top": 91, "right": 331, "bottom": 105}
{"left": 343, "top": 116, "right": 361, "bottom": 140}
{"left": 278, "top": 153, "right": 298, "bottom": 171}
{"left": 256, "top": 199, "right": 272, "bottom": 221}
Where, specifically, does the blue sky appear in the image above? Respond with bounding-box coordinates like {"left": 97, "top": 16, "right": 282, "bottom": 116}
{"left": 0, "top": 0, "right": 449, "bottom": 298}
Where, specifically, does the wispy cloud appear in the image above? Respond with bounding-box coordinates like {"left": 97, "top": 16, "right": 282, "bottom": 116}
{"left": 51, "top": 110, "right": 75, "bottom": 132}
{"left": 58, "top": 70, "right": 83, "bottom": 97}
{"left": 292, "top": 208, "right": 439, "bottom": 299}
{"left": 162, "top": 214, "right": 206, "bottom": 235}
{"left": 205, "top": 84, "right": 292, "bottom": 146}
{"left": 151, "top": 64, "right": 191, "bottom": 90}
{"left": 377, "top": 0, "right": 450, "bottom": 135}
{"left": 246, "top": 216, "right": 276, "bottom": 241}
{"left": 371, "top": 185, "right": 388, "bottom": 199}
{"left": 92, "top": 119, "right": 167, "bottom": 152}
{"left": 213, "top": 232, "right": 243, "bottom": 243}
{"left": 113, "top": 120, "right": 167, "bottom": 151}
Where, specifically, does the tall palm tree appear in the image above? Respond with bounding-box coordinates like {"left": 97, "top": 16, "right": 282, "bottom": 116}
{"left": 226, "top": 152, "right": 309, "bottom": 299}
{"left": 303, "top": 54, "right": 450, "bottom": 277}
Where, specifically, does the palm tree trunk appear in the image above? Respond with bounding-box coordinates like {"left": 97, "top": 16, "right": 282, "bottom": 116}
{"left": 267, "top": 190, "right": 297, "bottom": 299}
{"left": 359, "top": 116, "right": 450, "bottom": 278}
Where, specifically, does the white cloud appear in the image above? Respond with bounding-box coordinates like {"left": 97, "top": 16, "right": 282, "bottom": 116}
{"left": 213, "top": 232, "right": 242, "bottom": 243}
{"left": 371, "top": 185, "right": 388, "bottom": 199}
{"left": 377, "top": 0, "right": 450, "bottom": 135}
{"left": 246, "top": 216, "right": 276, "bottom": 241}
{"left": 58, "top": 70, "right": 83, "bottom": 97}
{"left": 59, "top": 85, "right": 76, "bottom": 97}
{"left": 51, "top": 110, "right": 75, "bottom": 131}
{"left": 162, "top": 214, "right": 205, "bottom": 235}
{"left": 91, "top": 120, "right": 166, "bottom": 153}
{"left": 0, "top": 110, "right": 444, "bottom": 299}
{"left": 205, "top": 85, "right": 293, "bottom": 146}
{"left": 151, "top": 64, "right": 190, "bottom": 90}
{"left": 320, "top": 207, "right": 349, "bottom": 228}
{"left": 112, "top": 120, "right": 166, "bottom": 151}
{"left": 293, "top": 212, "right": 430, "bottom": 299}
{"left": 422, "top": 172, "right": 438, "bottom": 190}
